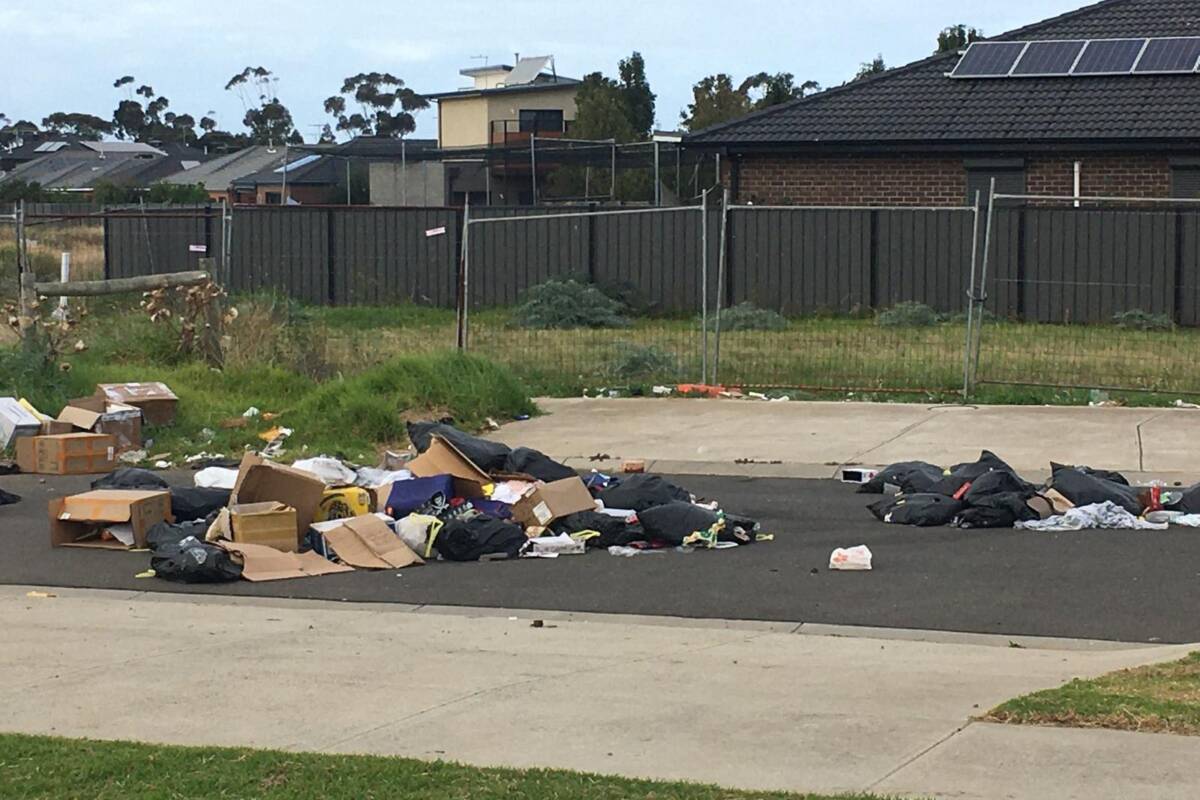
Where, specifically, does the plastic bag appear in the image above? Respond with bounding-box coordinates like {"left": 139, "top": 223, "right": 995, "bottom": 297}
{"left": 0, "top": 487, "right": 21, "bottom": 506}
{"left": 597, "top": 474, "right": 692, "bottom": 512}
{"left": 433, "top": 515, "right": 527, "bottom": 562}
{"left": 195, "top": 467, "right": 238, "bottom": 490}
{"left": 504, "top": 447, "right": 576, "bottom": 482}
{"left": 857, "top": 461, "right": 943, "bottom": 495}
{"left": 151, "top": 536, "right": 243, "bottom": 583}
{"left": 829, "top": 545, "right": 873, "bottom": 571}
{"left": 170, "top": 487, "right": 231, "bottom": 522}
{"left": 91, "top": 467, "right": 169, "bottom": 491}
{"left": 406, "top": 421, "right": 511, "bottom": 471}
{"left": 395, "top": 514, "right": 443, "bottom": 558}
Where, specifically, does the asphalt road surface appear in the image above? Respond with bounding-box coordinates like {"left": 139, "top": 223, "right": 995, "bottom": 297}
{"left": 2, "top": 470, "right": 1197, "bottom": 644}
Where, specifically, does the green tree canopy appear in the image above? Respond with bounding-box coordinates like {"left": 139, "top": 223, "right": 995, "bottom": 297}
{"left": 323, "top": 72, "right": 428, "bottom": 139}
{"left": 855, "top": 54, "right": 887, "bottom": 81}
{"left": 41, "top": 112, "right": 113, "bottom": 140}
{"left": 226, "top": 66, "right": 302, "bottom": 144}
{"left": 938, "top": 25, "right": 984, "bottom": 53}
{"left": 681, "top": 71, "right": 820, "bottom": 131}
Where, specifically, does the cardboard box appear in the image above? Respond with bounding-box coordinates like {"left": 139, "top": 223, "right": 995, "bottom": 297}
{"left": 16, "top": 398, "right": 74, "bottom": 435}
{"left": 230, "top": 501, "right": 299, "bottom": 552}
{"left": 98, "top": 382, "right": 178, "bottom": 426}
{"left": 512, "top": 476, "right": 596, "bottom": 528}
{"left": 231, "top": 453, "right": 326, "bottom": 538}
{"left": 16, "top": 433, "right": 117, "bottom": 475}
{"left": 219, "top": 540, "right": 354, "bottom": 582}
{"left": 407, "top": 435, "right": 489, "bottom": 498}
{"left": 315, "top": 486, "right": 372, "bottom": 523}
{"left": 322, "top": 515, "right": 424, "bottom": 569}
{"left": 57, "top": 394, "right": 143, "bottom": 452}
{"left": 0, "top": 397, "right": 43, "bottom": 450}
{"left": 48, "top": 489, "right": 172, "bottom": 549}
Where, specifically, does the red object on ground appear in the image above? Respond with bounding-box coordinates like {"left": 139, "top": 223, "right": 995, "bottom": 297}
{"left": 676, "top": 384, "right": 738, "bottom": 398}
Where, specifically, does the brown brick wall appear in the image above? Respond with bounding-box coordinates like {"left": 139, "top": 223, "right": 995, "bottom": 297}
{"left": 730, "top": 152, "right": 1173, "bottom": 205}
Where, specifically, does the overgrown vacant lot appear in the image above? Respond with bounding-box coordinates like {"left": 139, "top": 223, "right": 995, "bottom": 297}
{"left": 987, "top": 652, "right": 1200, "bottom": 736}
{"left": 0, "top": 734, "right": 886, "bottom": 800}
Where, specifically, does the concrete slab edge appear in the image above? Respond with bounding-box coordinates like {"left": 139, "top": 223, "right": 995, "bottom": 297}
{"left": 5, "top": 584, "right": 1188, "bottom": 652}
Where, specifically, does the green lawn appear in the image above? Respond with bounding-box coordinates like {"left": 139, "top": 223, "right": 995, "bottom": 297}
{"left": 986, "top": 652, "right": 1200, "bottom": 736}
{"left": 0, "top": 734, "right": 885, "bottom": 800}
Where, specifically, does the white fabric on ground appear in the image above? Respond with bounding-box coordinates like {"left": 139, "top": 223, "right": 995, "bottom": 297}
{"left": 292, "top": 456, "right": 357, "bottom": 486}
{"left": 194, "top": 467, "right": 238, "bottom": 490}
{"left": 1015, "top": 502, "right": 1167, "bottom": 532}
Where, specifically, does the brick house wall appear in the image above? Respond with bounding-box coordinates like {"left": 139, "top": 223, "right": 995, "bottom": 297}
{"left": 729, "top": 152, "right": 1172, "bottom": 206}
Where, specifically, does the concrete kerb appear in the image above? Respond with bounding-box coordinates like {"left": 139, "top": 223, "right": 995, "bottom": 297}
{"left": 5, "top": 585, "right": 1189, "bottom": 652}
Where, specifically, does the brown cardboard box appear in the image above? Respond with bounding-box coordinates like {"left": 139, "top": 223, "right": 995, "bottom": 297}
{"left": 17, "top": 433, "right": 117, "bottom": 475}
{"left": 512, "top": 476, "right": 596, "bottom": 528}
{"left": 230, "top": 501, "right": 299, "bottom": 552}
{"left": 48, "top": 489, "right": 172, "bottom": 549}
{"left": 219, "top": 541, "right": 354, "bottom": 582}
{"left": 322, "top": 515, "right": 424, "bottom": 569}
{"left": 57, "top": 394, "right": 143, "bottom": 452}
{"left": 407, "top": 435, "right": 489, "bottom": 498}
{"left": 231, "top": 454, "right": 325, "bottom": 538}
{"left": 98, "top": 382, "right": 178, "bottom": 426}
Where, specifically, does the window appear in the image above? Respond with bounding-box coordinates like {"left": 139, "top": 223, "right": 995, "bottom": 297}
{"left": 965, "top": 159, "right": 1026, "bottom": 206}
{"left": 518, "top": 109, "right": 564, "bottom": 134}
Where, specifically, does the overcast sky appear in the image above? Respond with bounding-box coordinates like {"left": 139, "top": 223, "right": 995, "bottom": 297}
{"left": 4, "top": 0, "right": 1084, "bottom": 142}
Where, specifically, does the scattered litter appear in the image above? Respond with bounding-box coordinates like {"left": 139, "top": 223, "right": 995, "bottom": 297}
{"left": 242, "top": 406, "right": 260, "bottom": 418}
{"left": 135, "top": 569, "right": 156, "bottom": 579}
{"left": 219, "top": 417, "right": 248, "bottom": 429}
{"left": 292, "top": 456, "right": 357, "bottom": 486}
{"left": 652, "top": 385, "right": 673, "bottom": 396}
{"left": 195, "top": 467, "right": 238, "bottom": 490}
{"left": 830, "top": 545, "right": 873, "bottom": 571}
{"left": 608, "top": 546, "right": 667, "bottom": 557}
{"left": 72, "top": 339, "right": 87, "bottom": 352}
{"left": 118, "top": 449, "right": 148, "bottom": 465}
{"left": 0, "top": 487, "right": 21, "bottom": 506}
{"left": 1015, "top": 502, "right": 1167, "bottom": 532}
{"left": 261, "top": 412, "right": 281, "bottom": 421}
{"left": 1174, "top": 400, "right": 1200, "bottom": 410}
{"left": 484, "top": 417, "right": 501, "bottom": 431}
{"left": 514, "top": 414, "right": 531, "bottom": 421}
{"left": 26, "top": 590, "right": 57, "bottom": 598}
{"left": 154, "top": 460, "right": 171, "bottom": 469}
{"left": 521, "top": 533, "right": 586, "bottom": 558}
{"left": 258, "top": 426, "right": 291, "bottom": 443}
{"left": 622, "top": 460, "right": 646, "bottom": 474}
{"left": 531, "top": 619, "right": 545, "bottom": 628}
{"left": 199, "top": 428, "right": 216, "bottom": 442}
{"left": 589, "top": 453, "right": 614, "bottom": 461}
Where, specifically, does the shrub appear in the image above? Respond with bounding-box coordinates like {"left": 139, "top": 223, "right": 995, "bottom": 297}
{"left": 703, "top": 302, "right": 788, "bottom": 332}
{"left": 513, "top": 279, "right": 629, "bottom": 330}
{"left": 1113, "top": 309, "right": 1174, "bottom": 332}
{"left": 877, "top": 302, "right": 940, "bottom": 328}
{"left": 608, "top": 342, "right": 676, "bottom": 380}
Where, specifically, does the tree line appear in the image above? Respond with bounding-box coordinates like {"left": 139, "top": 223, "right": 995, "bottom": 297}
{"left": 0, "top": 25, "right": 981, "bottom": 152}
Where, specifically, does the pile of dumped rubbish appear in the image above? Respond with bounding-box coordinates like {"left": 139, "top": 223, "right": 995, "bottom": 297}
{"left": 855, "top": 450, "right": 1200, "bottom": 531}
{"left": 4, "top": 385, "right": 768, "bottom": 583}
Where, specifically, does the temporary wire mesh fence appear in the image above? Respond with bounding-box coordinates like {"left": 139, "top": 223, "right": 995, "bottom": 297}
{"left": 971, "top": 193, "right": 1200, "bottom": 397}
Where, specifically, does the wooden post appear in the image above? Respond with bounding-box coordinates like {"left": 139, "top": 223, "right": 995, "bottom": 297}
{"left": 18, "top": 271, "right": 38, "bottom": 347}
{"left": 196, "top": 257, "right": 224, "bottom": 368}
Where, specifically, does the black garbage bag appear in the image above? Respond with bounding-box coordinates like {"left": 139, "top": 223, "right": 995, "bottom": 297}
{"left": 638, "top": 502, "right": 719, "bottom": 545}
{"left": 1048, "top": 467, "right": 1142, "bottom": 515}
{"left": 0, "top": 487, "right": 20, "bottom": 506}
{"left": 1172, "top": 483, "right": 1200, "bottom": 515}
{"left": 597, "top": 474, "right": 692, "bottom": 512}
{"left": 931, "top": 451, "right": 1022, "bottom": 496}
{"left": 434, "top": 515, "right": 527, "bottom": 561}
{"left": 869, "top": 493, "right": 965, "bottom": 527}
{"left": 91, "top": 467, "right": 169, "bottom": 490}
{"left": 955, "top": 493, "right": 1039, "bottom": 529}
{"left": 858, "top": 461, "right": 944, "bottom": 495}
{"left": 169, "top": 487, "right": 231, "bottom": 521}
{"left": 151, "top": 536, "right": 243, "bottom": 583}
{"left": 962, "top": 470, "right": 1035, "bottom": 504}
{"left": 407, "top": 421, "right": 511, "bottom": 472}
{"left": 1050, "top": 462, "right": 1129, "bottom": 486}
{"left": 146, "top": 520, "right": 210, "bottom": 552}
{"left": 550, "top": 511, "right": 645, "bottom": 548}
{"left": 504, "top": 447, "right": 576, "bottom": 482}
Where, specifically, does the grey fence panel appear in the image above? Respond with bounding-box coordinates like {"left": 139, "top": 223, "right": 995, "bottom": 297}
{"left": 104, "top": 207, "right": 218, "bottom": 279}
{"left": 229, "top": 208, "right": 328, "bottom": 304}
{"left": 332, "top": 207, "right": 458, "bottom": 306}
{"left": 1180, "top": 211, "right": 1200, "bottom": 327}
{"left": 591, "top": 209, "right": 709, "bottom": 314}
{"left": 469, "top": 206, "right": 591, "bottom": 307}
{"left": 875, "top": 209, "right": 973, "bottom": 313}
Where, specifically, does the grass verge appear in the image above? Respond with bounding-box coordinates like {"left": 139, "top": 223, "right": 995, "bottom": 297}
{"left": 0, "top": 734, "right": 884, "bottom": 800}
{"left": 986, "top": 652, "right": 1200, "bottom": 736}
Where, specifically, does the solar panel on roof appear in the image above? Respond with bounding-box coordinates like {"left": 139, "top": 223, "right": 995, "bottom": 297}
{"left": 503, "top": 56, "right": 552, "bottom": 86}
{"left": 1134, "top": 37, "right": 1200, "bottom": 73}
{"left": 1072, "top": 39, "right": 1146, "bottom": 74}
{"left": 1012, "top": 40, "right": 1086, "bottom": 75}
{"left": 950, "top": 42, "right": 1028, "bottom": 77}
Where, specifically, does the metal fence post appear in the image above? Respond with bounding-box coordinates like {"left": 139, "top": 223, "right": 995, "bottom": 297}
{"left": 457, "top": 199, "right": 471, "bottom": 352}
{"left": 701, "top": 188, "right": 709, "bottom": 385}
{"left": 971, "top": 179, "right": 998, "bottom": 388}
{"left": 961, "top": 190, "right": 982, "bottom": 399}
{"left": 713, "top": 187, "right": 730, "bottom": 386}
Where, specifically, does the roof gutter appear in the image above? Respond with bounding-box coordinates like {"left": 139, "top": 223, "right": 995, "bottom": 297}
{"left": 686, "top": 138, "right": 1200, "bottom": 156}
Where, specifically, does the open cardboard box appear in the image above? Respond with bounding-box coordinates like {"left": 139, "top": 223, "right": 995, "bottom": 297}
{"left": 231, "top": 454, "right": 325, "bottom": 541}
{"left": 98, "top": 382, "right": 178, "bottom": 426}
{"left": 57, "top": 393, "right": 143, "bottom": 452}
{"left": 512, "top": 476, "right": 596, "bottom": 528}
{"left": 406, "top": 435, "right": 489, "bottom": 498}
{"left": 48, "top": 489, "right": 172, "bottom": 549}
{"left": 17, "top": 433, "right": 117, "bottom": 475}
{"left": 230, "top": 501, "right": 299, "bottom": 552}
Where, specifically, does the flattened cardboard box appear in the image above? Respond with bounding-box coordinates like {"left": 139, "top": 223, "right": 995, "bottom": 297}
{"left": 230, "top": 501, "right": 299, "bottom": 552}
{"left": 57, "top": 394, "right": 143, "bottom": 452}
{"left": 232, "top": 453, "right": 325, "bottom": 538}
{"left": 49, "top": 489, "right": 172, "bottom": 549}
{"left": 98, "top": 382, "right": 178, "bottom": 426}
{"left": 0, "top": 397, "right": 42, "bottom": 450}
{"left": 512, "top": 476, "right": 595, "bottom": 528}
{"left": 219, "top": 541, "right": 354, "bottom": 582}
{"left": 322, "top": 515, "right": 424, "bottom": 569}
{"left": 406, "top": 435, "right": 488, "bottom": 498}
{"left": 17, "top": 433, "right": 117, "bottom": 475}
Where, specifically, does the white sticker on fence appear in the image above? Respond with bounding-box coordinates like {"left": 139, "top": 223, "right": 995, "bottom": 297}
{"left": 425, "top": 226, "right": 447, "bottom": 238}
{"left": 188, "top": 244, "right": 207, "bottom": 253}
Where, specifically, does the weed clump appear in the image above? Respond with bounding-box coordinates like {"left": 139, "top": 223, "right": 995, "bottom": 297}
{"left": 608, "top": 342, "right": 676, "bottom": 380}
{"left": 877, "top": 302, "right": 940, "bottom": 328}
{"left": 514, "top": 279, "right": 629, "bottom": 330}
{"left": 1113, "top": 309, "right": 1174, "bottom": 332}
{"left": 704, "top": 302, "right": 788, "bottom": 332}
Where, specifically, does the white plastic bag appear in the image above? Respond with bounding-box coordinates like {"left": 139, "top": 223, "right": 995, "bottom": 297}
{"left": 829, "top": 545, "right": 873, "bottom": 571}
{"left": 194, "top": 466, "right": 238, "bottom": 490}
